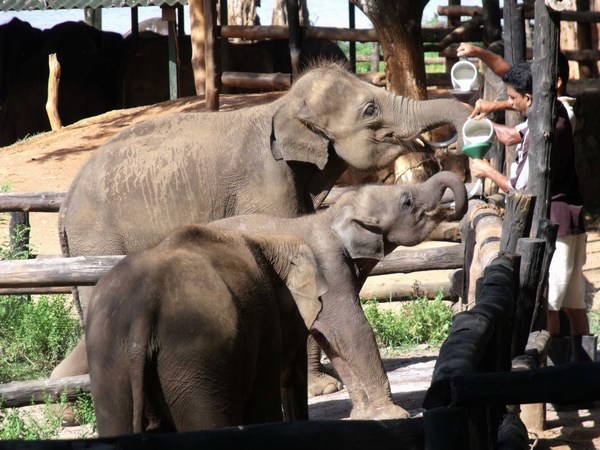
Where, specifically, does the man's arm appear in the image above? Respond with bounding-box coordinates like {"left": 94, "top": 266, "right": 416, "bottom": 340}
{"left": 491, "top": 122, "right": 523, "bottom": 146}
{"left": 457, "top": 43, "right": 512, "bottom": 78}
{"left": 470, "top": 159, "right": 511, "bottom": 192}
{"left": 469, "top": 99, "right": 513, "bottom": 119}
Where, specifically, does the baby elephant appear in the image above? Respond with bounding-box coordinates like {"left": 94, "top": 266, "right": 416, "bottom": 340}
{"left": 86, "top": 226, "right": 325, "bottom": 436}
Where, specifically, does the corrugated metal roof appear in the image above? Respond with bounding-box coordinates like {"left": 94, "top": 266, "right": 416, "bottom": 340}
{"left": 0, "top": 0, "right": 186, "bottom": 11}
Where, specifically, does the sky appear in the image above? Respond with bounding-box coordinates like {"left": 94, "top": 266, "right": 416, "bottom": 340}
{"left": 0, "top": 1, "right": 486, "bottom": 34}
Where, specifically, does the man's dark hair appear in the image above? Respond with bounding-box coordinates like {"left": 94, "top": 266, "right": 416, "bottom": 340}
{"left": 502, "top": 61, "right": 532, "bottom": 95}
{"left": 557, "top": 52, "right": 570, "bottom": 89}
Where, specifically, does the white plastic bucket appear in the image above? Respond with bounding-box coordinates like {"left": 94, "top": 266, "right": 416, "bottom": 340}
{"left": 462, "top": 118, "right": 495, "bottom": 146}
{"left": 451, "top": 60, "right": 480, "bottom": 91}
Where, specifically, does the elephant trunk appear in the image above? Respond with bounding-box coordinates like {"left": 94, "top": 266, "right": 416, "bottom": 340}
{"left": 391, "top": 96, "right": 472, "bottom": 150}
{"left": 420, "top": 171, "right": 468, "bottom": 221}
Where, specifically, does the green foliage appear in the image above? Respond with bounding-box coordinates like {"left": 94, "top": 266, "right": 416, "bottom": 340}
{"left": 589, "top": 310, "right": 600, "bottom": 337}
{"left": 0, "top": 391, "right": 96, "bottom": 439}
{"left": 0, "top": 294, "right": 81, "bottom": 383}
{"left": 0, "top": 396, "right": 62, "bottom": 440}
{"left": 73, "top": 392, "right": 97, "bottom": 432}
{"left": 362, "top": 285, "right": 454, "bottom": 350}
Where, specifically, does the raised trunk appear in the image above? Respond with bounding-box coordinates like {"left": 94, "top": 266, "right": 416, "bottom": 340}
{"left": 393, "top": 96, "right": 472, "bottom": 151}
{"left": 421, "top": 171, "right": 469, "bottom": 221}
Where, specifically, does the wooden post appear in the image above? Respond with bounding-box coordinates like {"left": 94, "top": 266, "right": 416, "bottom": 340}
{"left": 162, "top": 6, "right": 179, "bottom": 101}
{"left": 45, "top": 53, "right": 62, "bottom": 131}
{"left": 502, "top": 0, "right": 526, "bottom": 171}
{"left": 286, "top": 0, "right": 302, "bottom": 80}
{"left": 482, "top": 0, "right": 502, "bottom": 45}
{"left": 204, "top": 0, "right": 220, "bottom": 110}
{"left": 348, "top": 2, "right": 356, "bottom": 73}
{"left": 511, "top": 237, "right": 546, "bottom": 358}
{"left": 130, "top": 6, "right": 139, "bottom": 39}
{"left": 499, "top": 190, "right": 535, "bottom": 253}
{"left": 370, "top": 41, "right": 380, "bottom": 73}
{"left": 84, "top": 7, "right": 102, "bottom": 29}
{"left": 531, "top": 219, "right": 559, "bottom": 331}
{"left": 9, "top": 211, "right": 30, "bottom": 259}
{"left": 189, "top": 0, "right": 206, "bottom": 95}
{"left": 529, "top": 0, "right": 560, "bottom": 235}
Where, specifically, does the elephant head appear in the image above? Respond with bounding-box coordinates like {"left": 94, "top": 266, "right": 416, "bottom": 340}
{"left": 271, "top": 63, "right": 471, "bottom": 171}
{"left": 331, "top": 171, "right": 468, "bottom": 259}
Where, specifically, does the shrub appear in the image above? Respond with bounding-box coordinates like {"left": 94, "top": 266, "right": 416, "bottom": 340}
{"left": 0, "top": 294, "right": 81, "bottom": 383}
{"left": 362, "top": 287, "right": 454, "bottom": 350}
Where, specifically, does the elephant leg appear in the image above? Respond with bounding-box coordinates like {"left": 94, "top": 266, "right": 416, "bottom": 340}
{"left": 50, "top": 336, "right": 88, "bottom": 378}
{"left": 312, "top": 296, "right": 410, "bottom": 420}
{"left": 281, "top": 339, "right": 309, "bottom": 420}
{"left": 307, "top": 334, "right": 343, "bottom": 397}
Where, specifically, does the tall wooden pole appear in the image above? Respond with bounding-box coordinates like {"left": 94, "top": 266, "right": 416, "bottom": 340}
{"left": 529, "top": 0, "right": 560, "bottom": 235}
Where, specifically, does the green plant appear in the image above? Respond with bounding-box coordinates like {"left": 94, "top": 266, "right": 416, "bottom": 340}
{"left": 0, "top": 396, "right": 62, "bottom": 440}
{"left": 362, "top": 285, "right": 453, "bottom": 350}
{"left": 73, "top": 392, "right": 97, "bottom": 432}
{"left": 589, "top": 310, "right": 600, "bottom": 337}
{"left": 0, "top": 294, "right": 81, "bottom": 383}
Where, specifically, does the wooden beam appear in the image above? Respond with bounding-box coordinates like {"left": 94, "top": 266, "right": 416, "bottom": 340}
{"left": 0, "top": 256, "right": 124, "bottom": 288}
{"left": 203, "top": 0, "right": 219, "bottom": 111}
{"left": 0, "top": 191, "right": 64, "bottom": 212}
{"left": 0, "top": 375, "right": 90, "bottom": 408}
{"left": 370, "top": 244, "right": 464, "bottom": 276}
{"left": 221, "top": 72, "right": 292, "bottom": 90}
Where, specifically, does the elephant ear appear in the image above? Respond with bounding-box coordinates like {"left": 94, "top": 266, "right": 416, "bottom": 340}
{"left": 271, "top": 96, "right": 330, "bottom": 170}
{"left": 331, "top": 205, "right": 385, "bottom": 260}
{"left": 252, "top": 235, "right": 326, "bottom": 329}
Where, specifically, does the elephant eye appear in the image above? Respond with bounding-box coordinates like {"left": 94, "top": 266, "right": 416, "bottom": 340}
{"left": 399, "top": 193, "right": 413, "bottom": 210}
{"left": 363, "top": 102, "right": 378, "bottom": 117}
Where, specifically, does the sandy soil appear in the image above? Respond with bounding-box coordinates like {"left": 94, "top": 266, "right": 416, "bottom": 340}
{"left": 1, "top": 93, "right": 599, "bottom": 448}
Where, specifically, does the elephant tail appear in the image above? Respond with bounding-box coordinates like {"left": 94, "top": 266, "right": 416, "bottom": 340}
{"left": 129, "top": 327, "right": 153, "bottom": 433}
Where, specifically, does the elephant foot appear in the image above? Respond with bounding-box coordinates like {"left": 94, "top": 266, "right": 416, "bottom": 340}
{"left": 350, "top": 403, "right": 411, "bottom": 420}
{"left": 308, "top": 370, "right": 344, "bottom": 397}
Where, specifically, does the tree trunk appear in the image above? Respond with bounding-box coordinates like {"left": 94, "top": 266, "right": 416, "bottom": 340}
{"left": 228, "top": 0, "right": 260, "bottom": 26}
{"left": 271, "top": 0, "right": 309, "bottom": 26}
{"left": 352, "top": 0, "right": 428, "bottom": 99}
{"left": 189, "top": 0, "right": 206, "bottom": 95}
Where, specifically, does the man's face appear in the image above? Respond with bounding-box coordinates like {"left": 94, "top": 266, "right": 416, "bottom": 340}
{"left": 507, "top": 85, "right": 532, "bottom": 117}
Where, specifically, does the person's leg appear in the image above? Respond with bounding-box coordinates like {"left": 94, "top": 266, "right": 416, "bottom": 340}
{"left": 547, "top": 236, "right": 572, "bottom": 336}
{"left": 561, "top": 233, "right": 589, "bottom": 336}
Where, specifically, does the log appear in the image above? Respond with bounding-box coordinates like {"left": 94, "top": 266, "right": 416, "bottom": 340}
{"left": 450, "top": 362, "right": 600, "bottom": 406}
{"left": 0, "top": 191, "right": 64, "bottom": 212}
{"left": 45, "top": 53, "right": 62, "bottom": 131}
{"left": 424, "top": 254, "right": 519, "bottom": 409}
{"left": 359, "top": 279, "right": 454, "bottom": 302}
{"left": 218, "top": 25, "right": 470, "bottom": 45}
{"left": 221, "top": 71, "right": 292, "bottom": 90}
{"left": 0, "top": 286, "right": 71, "bottom": 295}
{"left": 370, "top": 244, "right": 464, "bottom": 276}
{"left": 0, "top": 418, "right": 425, "bottom": 450}
{"left": 0, "top": 375, "right": 90, "bottom": 407}
{"left": 423, "top": 407, "right": 473, "bottom": 450}
{"left": 0, "top": 256, "right": 124, "bottom": 288}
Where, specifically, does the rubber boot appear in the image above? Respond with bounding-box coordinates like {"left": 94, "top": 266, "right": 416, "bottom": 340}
{"left": 547, "top": 336, "right": 574, "bottom": 411}
{"left": 546, "top": 336, "right": 571, "bottom": 367}
{"left": 563, "top": 335, "right": 597, "bottom": 410}
{"left": 571, "top": 335, "right": 597, "bottom": 363}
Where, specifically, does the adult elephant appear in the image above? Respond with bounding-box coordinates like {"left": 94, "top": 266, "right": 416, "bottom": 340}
{"left": 55, "top": 62, "right": 471, "bottom": 419}
{"left": 87, "top": 226, "right": 324, "bottom": 435}
{"left": 208, "top": 171, "right": 468, "bottom": 420}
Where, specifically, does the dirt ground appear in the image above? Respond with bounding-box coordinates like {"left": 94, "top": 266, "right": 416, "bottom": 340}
{"left": 1, "top": 93, "right": 600, "bottom": 448}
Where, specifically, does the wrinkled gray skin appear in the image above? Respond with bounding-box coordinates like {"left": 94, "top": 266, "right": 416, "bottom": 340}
{"left": 210, "top": 171, "right": 468, "bottom": 420}
{"left": 54, "top": 63, "right": 471, "bottom": 417}
{"left": 87, "top": 227, "right": 325, "bottom": 436}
